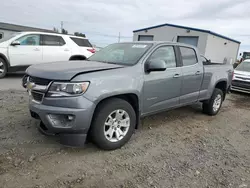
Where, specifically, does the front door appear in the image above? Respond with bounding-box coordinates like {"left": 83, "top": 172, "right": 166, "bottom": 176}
{"left": 143, "top": 45, "right": 182, "bottom": 115}
{"left": 179, "top": 46, "right": 203, "bottom": 104}
{"left": 8, "top": 34, "right": 43, "bottom": 66}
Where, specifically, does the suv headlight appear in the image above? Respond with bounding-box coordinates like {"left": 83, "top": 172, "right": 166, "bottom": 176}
{"left": 47, "top": 82, "right": 89, "bottom": 97}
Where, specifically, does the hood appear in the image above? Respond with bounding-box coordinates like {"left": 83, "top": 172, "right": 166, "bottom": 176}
{"left": 26, "top": 60, "right": 125, "bottom": 80}
{"left": 233, "top": 69, "right": 250, "bottom": 82}
{"left": 234, "top": 70, "right": 250, "bottom": 77}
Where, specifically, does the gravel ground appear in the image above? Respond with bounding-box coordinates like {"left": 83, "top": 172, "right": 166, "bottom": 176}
{"left": 0, "top": 90, "right": 249, "bottom": 188}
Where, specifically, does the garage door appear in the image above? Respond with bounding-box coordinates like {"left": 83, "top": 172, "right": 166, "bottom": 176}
{"left": 177, "top": 36, "right": 199, "bottom": 47}
{"left": 138, "top": 35, "right": 154, "bottom": 41}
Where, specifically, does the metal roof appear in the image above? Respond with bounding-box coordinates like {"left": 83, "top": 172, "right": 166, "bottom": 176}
{"left": 133, "top": 23, "right": 241, "bottom": 44}
{"left": 0, "top": 22, "right": 55, "bottom": 33}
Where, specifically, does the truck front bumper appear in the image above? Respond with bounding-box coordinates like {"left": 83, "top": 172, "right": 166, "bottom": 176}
{"left": 29, "top": 96, "right": 96, "bottom": 147}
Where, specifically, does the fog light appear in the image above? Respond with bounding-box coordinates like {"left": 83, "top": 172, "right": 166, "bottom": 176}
{"left": 48, "top": 114, "right": 75, "bottom": 128}
{"left": 67, "top": 115, "right": 74, "bottom": 121}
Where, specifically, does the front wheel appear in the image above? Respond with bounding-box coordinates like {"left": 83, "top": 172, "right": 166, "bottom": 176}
{"left": 90, "top": 98, "right": 136, "bottom": 150}
{"left": 202, "top": 88, "right": 223, "bottom": 116}
{"left": 0, "top": 58, "right": 7, "bottom": 78}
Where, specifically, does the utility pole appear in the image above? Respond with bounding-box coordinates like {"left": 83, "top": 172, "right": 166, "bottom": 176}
{"left": 61, "top": 21, "right": 63, "bottom": 33}
{"left": 118, "top": 32, "right": 121, "bottom": 43}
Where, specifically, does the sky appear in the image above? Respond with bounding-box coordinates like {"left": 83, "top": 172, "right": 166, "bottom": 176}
{"left": 1, "top": 0, "right": 250, "bottom": 53}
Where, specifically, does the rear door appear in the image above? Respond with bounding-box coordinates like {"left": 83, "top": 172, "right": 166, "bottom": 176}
{"left": 179, "top": 46, "right": 203, "bottom": 104}
{"left": 143, "top": 45, "right": 182, "bottom": 114}
{"left": 8, "top": 34, "right": 43, "bottom": 66}
{"left": 41, "top": 35, "right": 71, "bottom": 62}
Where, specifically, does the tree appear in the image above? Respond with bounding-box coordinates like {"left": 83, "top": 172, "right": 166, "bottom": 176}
{"left": 62, "top": 28, "right": 68, "bottom": 34}
{"left": 74, "top": 32, "right": 86, "bottom": 37}
{"left": 53, "top": 27, "right": 59, "bottom": 33}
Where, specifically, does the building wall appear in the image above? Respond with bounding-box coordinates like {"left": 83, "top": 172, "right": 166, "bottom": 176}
{"left": 133, "top": 25, "right": 208, "bottom": 54}
{"left": 0, "top": 29, "right": 18, "bottom": 42}
{"left": 205, "top": 34, "right": 240, "bottom": 64}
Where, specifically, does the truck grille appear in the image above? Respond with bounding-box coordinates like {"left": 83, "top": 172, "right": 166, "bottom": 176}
{"left": 232, "top": 80, "right": 250, "bottom": 90}
{"left": 29, "top": 76, "right": 51, "bottom": 86}
{"left": 31, "top": 91, "right": 44, "bottom": 102}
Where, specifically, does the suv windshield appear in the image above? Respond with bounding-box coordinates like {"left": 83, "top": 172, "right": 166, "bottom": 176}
{"left": 88, "top": 43, "right": 152, "bottom": 65}
{"left": 236, "top": 61, "right": 250, "bottom": 72}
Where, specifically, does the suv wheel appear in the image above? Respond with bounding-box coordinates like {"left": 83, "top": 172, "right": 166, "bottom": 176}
{"left": 90, "top": 98, "right": 136, "bottom": 150}
{"left": 0, "top": 58, "right": 7, "bottom": 78}
{"left": 202, "top": 88, "right": 223, "bottom": 116}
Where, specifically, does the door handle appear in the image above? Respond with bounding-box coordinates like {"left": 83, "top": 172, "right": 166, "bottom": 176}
{"left": 195, "top": 71, "right": 201, "bottom": 75}
{"left": 173, "top": 74, "right": 180, "bottom": 78}
{"left": 34, "top": 48, "right": 40, "bottom": 51}
{"left": 64, "top": 49, "right": 69, "bottom": 51}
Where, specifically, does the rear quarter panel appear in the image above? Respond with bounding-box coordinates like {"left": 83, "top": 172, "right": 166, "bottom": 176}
{"left": 199, "top": 64, "right": 233, "bottom": 100}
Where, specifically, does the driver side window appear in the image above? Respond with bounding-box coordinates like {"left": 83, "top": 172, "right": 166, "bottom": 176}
{"left": 17, "top": 34, "right": 40, "bottom": 46}
{"left": 148, "top": 46, "right": 176, "bottom": 68}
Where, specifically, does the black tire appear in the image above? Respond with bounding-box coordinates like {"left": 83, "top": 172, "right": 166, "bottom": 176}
{"left": 202, "top": 88, "right": 223, "bottom": 116}
{"left": 90, "top": 98, "right": 136, "bottom": 150}
{"left": 0, "top": 58, "right": 7, "bottom": 78}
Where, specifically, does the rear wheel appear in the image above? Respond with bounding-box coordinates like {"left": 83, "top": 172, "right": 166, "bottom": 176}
{"left": 90, "top": 98, "right": 136, "bottom": 150}
{"left": 202, "top": 88, "right": 223, "bottom": 116}
{"left": 0, "top": 58, "right": 7, "bottom": 78}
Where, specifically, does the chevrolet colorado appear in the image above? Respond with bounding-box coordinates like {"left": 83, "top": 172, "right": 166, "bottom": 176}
{"left": 23, "top": 42, "right": 233, "bottom": 150}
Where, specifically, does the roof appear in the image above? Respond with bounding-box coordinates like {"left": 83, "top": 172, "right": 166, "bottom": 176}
{"left": 19, "top": 31, "right": 87, "bottom": 39}
{"left": 133, "top": 23, "right": 241, "bottom": 44}
{"left": 0, "top": 22, "right": 55, "bottom": 33}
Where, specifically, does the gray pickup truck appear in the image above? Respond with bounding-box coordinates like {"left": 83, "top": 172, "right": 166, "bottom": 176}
{"left": 23, "top": 42, "right": 233, "bottom": 150}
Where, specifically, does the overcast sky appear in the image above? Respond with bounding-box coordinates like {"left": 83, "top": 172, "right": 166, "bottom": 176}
{"left": 1, "top": 0, "right": 250, "bottom": 52}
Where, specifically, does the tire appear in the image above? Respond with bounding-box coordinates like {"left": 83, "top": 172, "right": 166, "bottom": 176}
{"left": 90, "top": 98, "right": 136, "bottom": 150}
{"left": 202, "top": 88, "right": 223, "bottom": 116}
{"left": 0, "top": 58, "right": 7, "bottom": 78}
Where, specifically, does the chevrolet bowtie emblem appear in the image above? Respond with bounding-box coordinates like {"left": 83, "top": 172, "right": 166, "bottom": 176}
{"left": 27, "top": 82, "right": 36, "bottom": 90}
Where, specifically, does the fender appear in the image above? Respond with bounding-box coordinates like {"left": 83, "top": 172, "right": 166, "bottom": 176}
{"left": 0, "top": 53, "right": 10, "bottom": 68}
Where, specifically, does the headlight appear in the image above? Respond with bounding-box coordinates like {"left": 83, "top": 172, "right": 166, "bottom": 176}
{"left": 47, "top": 82, "right": 89, "bottom": 97}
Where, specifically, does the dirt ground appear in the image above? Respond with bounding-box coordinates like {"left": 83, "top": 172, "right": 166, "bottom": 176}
{"left": 0, "top": 90, "right": 249, "bottom": 188}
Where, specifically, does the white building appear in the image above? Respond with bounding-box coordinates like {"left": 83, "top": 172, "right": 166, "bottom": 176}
{"left": 133, "top": 23, "right": 241, "bottom": 64}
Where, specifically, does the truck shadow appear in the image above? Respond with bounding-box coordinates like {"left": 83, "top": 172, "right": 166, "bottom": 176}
{"left": 6, "top": 72, "right": 25, "bottom": 78}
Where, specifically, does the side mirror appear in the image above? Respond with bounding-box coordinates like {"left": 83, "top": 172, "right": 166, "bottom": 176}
{"left": 146, "top": 59, "right": 166, "bottom": 72}
{"left": 208, "top": 59, "right": 211, "bottom": 63}
{"left": 240, "top": 53, "right": 242, "bottom": 56}
{"left": 11, "top": 40, "right": 20, "bottom": 46}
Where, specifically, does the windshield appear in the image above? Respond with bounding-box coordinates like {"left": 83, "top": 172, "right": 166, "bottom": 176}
{"left": 243, "top": 52, "right": 250, "bottom": 59}
{"left": 236, "top": 61, "right": 250, "bottom": 72}
{"left": 0, "top": 32, "right": 21, "bottom": 43}
{"left": 88, "top": 43, "right": 152, "bottom": 65}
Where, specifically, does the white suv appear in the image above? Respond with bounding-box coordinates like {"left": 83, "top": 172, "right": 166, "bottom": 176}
{"left": 0, "top": 32, "right": 95, "bottom": 78}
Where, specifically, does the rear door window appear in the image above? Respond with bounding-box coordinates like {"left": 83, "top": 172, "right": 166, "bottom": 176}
{"left": 180, "top": 47, "right": 198, "bottom": 66}
{"left": 41, "top": 35, "right": 65, "bottom": 46}
{"left": 70, "top": 37, "right": 92, "bottom": 47}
